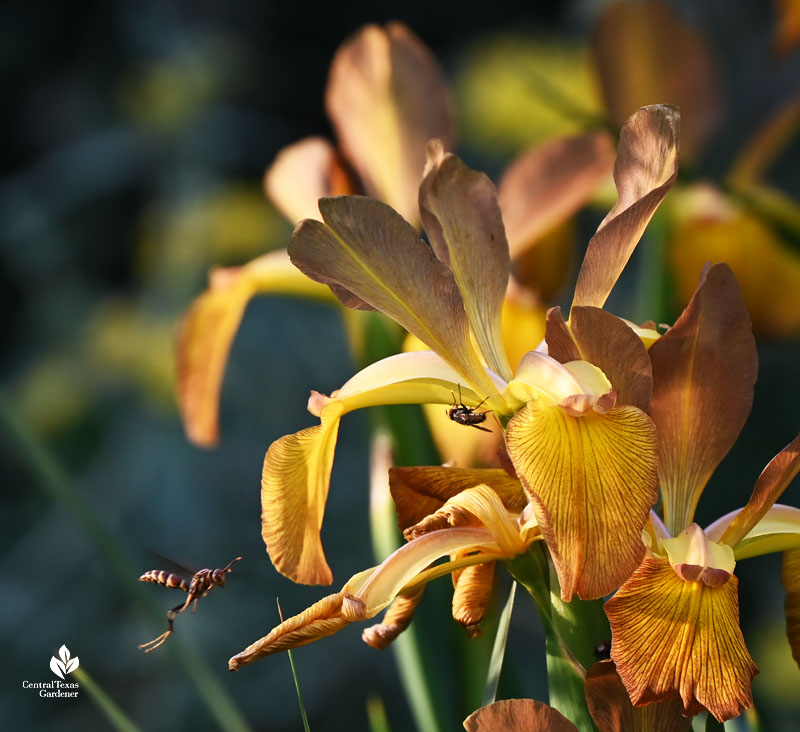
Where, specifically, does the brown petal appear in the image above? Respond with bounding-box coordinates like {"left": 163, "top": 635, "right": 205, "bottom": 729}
{"left": 362, "top": 584, "right": 425, "bottom": 649}
{"left": 721, "top": 433, "right": 800, "bottom": 547}
{"left": 782, "top": 548, "right": 800, "bottom": 670}
{"left": 326, "top": 22, "right": 455, "bottom": 226}
{"left": 546, "top": 306, "right": 653, "bottom": 412}
{"left": 649, "top": 264, "right": 757, "bottom": 535}
{"left": 389, "top": 466, "right": 527, "bottom": 531}
{"left": 572, "top": 105, "right": 679, "bottom": 309}
{"left": 606, "top": 558, "right": 757, "bottom": 723}
{"left": 264, "top": 137, "right": 354, "bottom": 223}
{"left": 419, "top": 145, "right": 512, "bottom": 379}
{"left": 585, "top": 660, "right": 691, "bottom": 732}
{"left": 452, "top": 560, "right": 495, "bottom": 637}
{"left": 592, "top": 0, "right": 719, "bottom": 158}
{"left": 498, "top": 131, "right": 615, "bottom": 261}
{"left": 463, "top": 698, "right": 578, "bottom": 732}
{"left": 289, "top": 196, "right": 498, "bottom": 398}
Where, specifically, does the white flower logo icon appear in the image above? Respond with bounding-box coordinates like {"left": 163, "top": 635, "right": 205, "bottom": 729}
{"left": 50, "top": 645, "right": 79, "bottom": 679}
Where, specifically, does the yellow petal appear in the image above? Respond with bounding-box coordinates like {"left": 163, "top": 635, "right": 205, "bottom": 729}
{"left": 649, "top": 264, "right": 757, "bottom": 535}
{"left": 572, "top": 105, "right": 679, "bottom": 309}
{"left": 592, "top": 0, "right": 719, "bottom": 158}
{"left": 177, "top": 250, "right": 334, "bottom": 446}
{"left": 289, "top": 196, "right": 502, "bottom": 402}
{"left": 720, "top": 432, "right": 800, "bottom": 547}
{"left": 606, "top": 558, "right": 758, "bottom": 723}
{"left": 261, "top": 404, "right": 343, "bottom": 585}
{"left": 325, "top": 22, "right": 454, "bottom": 226}
{"left": 706, "top": 504, "right": 800, "bottom": 560}
{"left": 661, "top": 523, "right": 735, "bottom": 587}
{"left": 502, "top": 283, "right": 547, "bottom": 373}
{"left": 585, "top": 660, "right": 691, "bottom": 732}
{"left": 463, "top": 698, "right": 578, "bottom": 732}
{"left": 452, "top": 560, "right": 495, "bottom": 637}
{"left": 506, "top": 402, "right": 658, "bottom": 600}
{"left": 264, "top": 137, "right": 353, "bottom": 223}
{"left": 419, "top": 144, "right": 512, "bottom": 380}
{"left": 782, "top": 548, "right": 800, "bottom": 670}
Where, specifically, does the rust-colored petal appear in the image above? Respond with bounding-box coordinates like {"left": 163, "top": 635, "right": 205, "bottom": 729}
{"left": 362, "top": 584, "right": 425, "bottom": 649}
{"left": 585, "top": 660, "right": 691, "bottom": 732}
{"left": 546, "top": 306, "right": 653, "bottom": 412}
{"left": 721, "top": 433, "right": 800, "bottom": 547}
{"left": 783, "top": 548, "right": 800, "bottom": 669}
{"left": 261, "top": 408, "right": 342, "bottom": 585}
{"left": 592, "top": 0, "right": 719, "bottom": 158}
{"left": 264, "top": 137, "right": 354, "bottom": 223}
{"left": 606, "top": 558, "right": 758, "bottom": 722}
{"left": 463, "top": 698, "right": 578, "bottom": 732}
{"left": 452, "top": 560, "right": 495, "bottom": 637}
{"left": 572, "top": 105, "right": 679, "bottom": 309}
{"left": 326, "top": 22, "right": 454, "bottom": 226}
{"left": 177, "top": 250, "right": 334, "bottom": 446}
{"left": 289, "top": 196, "right": 499, "bottom": 400}
{"left": 419, "top": 144, "right": 512, "bottom": 379}
{"left": 506, "top": 402, "right": 658, "bottom": 600}
{"left": 649, "top": 264, "right": 758, "bottom": 536}
{"left": 498, "top": 131, "right": 615, "bottom": 261}
{"left": 389, "top": 466, "right": 526, "bottom": 531}
{"left": 775, "top": 0, "right": 800, "bottom": 56}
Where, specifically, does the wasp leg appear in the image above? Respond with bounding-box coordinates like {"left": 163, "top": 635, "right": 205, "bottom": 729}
{"left": 138, "top": 600, "right": 187, "bottom": 652}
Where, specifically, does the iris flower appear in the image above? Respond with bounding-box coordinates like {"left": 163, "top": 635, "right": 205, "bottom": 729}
{"left": 260, "top": 104, "right": 679, "bottom": 589}
{"left": 603, "top": 264, "right": 800, "bottom": 722}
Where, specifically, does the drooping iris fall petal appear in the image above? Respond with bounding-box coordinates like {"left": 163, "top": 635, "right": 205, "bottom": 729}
{"left": 289, "top": 196, "right": 501, "bottom": 401}
{"left": 649, "top": 264, "right": 758, "bottom": 536}
{"left": 325, "top": 22, "right": 454, "bottom": 226}
{"left": 506, "top": 401, "right": 658, "bottom": 600}
{"left": 572, "top": 104, "right": 679, "bottom": 309}
{"left": 419, "top": 142, "right": 512, "bottom": 380}
{"left": 606, "top": 558, "right": 758, "bottom": 722}
{"left": 782, "top": 548, "right": 800, "bottom": 669}
{"left": 177, "top": 250, "right": 335, "bottom": 446}
{"left": 463, "top": 698, "right": 578, "bottom": 732}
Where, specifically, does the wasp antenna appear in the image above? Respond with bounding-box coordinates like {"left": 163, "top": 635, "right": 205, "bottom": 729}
{"left": 223, "top": 556, "right": 243, "bottom": 573}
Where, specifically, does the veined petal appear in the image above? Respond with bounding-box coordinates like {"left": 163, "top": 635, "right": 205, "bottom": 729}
{"left": 572, "top": 105, "right": 679, "bottom": 309}
{"left": 606, "top": 558, "right": 757, "bottom": 722}
{"left": 389, "top": 465, "right": 526, "bottom": 531}
{"left": 782, "top": 548, "right": 800, "bottom": 669}
{"left": 705, "top": 504, "right": 800, "bottom": 560}
{"left": 585, "top": 660, "right": 691, "bottom": 732}
{"left": 649, "top": 264, "right": 757, "bottom": 536}
{"left": 498, "top": 132, "right": 615, "bottom": 261}
{"left": 720, "top": 432, "right": 800, "bottom": 547}
{"left": 289, "top": 196, "right": 502, "bottom": 402}
{"left": 261, "top": 403, "right": 343, "bottom": 585}
{"left": 177, "top": 250, "right": 334, "bottom": 446}
{"left": 592, "top": 0, "right": 718, "bottom": 158}
{"left": 325, "top": 22, "right": 454, "bottom": 226}
{"left": 264, "top": 137, "right": 353, "bottom": 223}
{"left": 419, "top": 144, "right": 512, "bottom": 380}
{"left": 506, "top": 402, "right": 658, "bottom": 600}
{"left": 463, "top": 699, "right": 578, "bottom": 732}
{"left": 452, "top": 560, "right": 495, "bottom": 637}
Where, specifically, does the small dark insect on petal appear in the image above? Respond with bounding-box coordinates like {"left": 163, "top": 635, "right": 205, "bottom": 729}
{"left": 594, "top": 639, "right": 612, "bottom": 661}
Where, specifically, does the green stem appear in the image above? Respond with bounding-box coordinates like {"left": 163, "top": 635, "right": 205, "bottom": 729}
{"left": 0, "top": 393, "right": 252, "bottom": 732}
{"left": 73, "top": 667, "right": 143, "bottom": 732}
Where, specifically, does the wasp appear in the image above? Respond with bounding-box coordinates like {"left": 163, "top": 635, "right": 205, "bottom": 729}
{"left": 447, "top": 384, "right": 492, "bottom": 432}
{"left": 138, "top": 556, "right": 242, "bottom": 652}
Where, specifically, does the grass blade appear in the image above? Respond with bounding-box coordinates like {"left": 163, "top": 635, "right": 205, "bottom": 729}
{"left": 481, "top": 580, "right": 516, "bottom": 707}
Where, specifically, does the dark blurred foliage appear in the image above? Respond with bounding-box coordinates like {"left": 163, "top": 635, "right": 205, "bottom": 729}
{"left": 2, "top": 1, "right": 800, "bottom": 731}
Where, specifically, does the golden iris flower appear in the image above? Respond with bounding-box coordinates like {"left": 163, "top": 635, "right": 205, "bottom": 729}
{"left": 258, "top": 105, "right": 679, "bottom": 588}
{"left": 604, "top": 264, "right": 800, "bottom": 722}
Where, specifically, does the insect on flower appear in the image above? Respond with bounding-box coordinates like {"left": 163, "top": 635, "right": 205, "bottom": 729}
{"left": 447, "top": 385, "right": 492, "bottom": 432}
{"left": 138, "top": 556, "right": 242, "bottom": 652}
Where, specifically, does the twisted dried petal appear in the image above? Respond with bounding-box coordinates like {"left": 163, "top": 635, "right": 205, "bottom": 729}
{"left": 362, "top": 585, "right": 425, "bottom": 649}
{"left": 452, "top": 561, "right": 495, "bottom": 637}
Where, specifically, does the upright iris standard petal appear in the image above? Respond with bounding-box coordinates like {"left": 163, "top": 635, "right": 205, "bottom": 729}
{"left": 506, "top": 401, "right": 658, "bottom": 600}
{"left": 605, "top": 558, "right": 757, "bottom": 723}
{"left": 572, "top": 104, "right": 679, "bottom": 309}
{"left": 325, "top": 22, "right": 455, "bottom": 226}
{"left": 289, "top": 196, "right": 501, "bottom": 401}
{"left": 419, "top": 143, "right": 512, "bottom": 380}
{"left": 177, "top": 250, "right": 335, "bottom": 446}
{"left": 649, "top": 264, "right": 757, "bottom": 535}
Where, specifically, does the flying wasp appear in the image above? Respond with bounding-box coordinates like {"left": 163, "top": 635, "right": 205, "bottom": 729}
{"left": 447, "top": 384, "right": 492, "bottom": 432}
{"left": 138, "top": 556, "right": 242, "bottom": 652}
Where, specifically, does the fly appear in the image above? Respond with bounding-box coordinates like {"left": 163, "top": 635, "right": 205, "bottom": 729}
{"left": 447, "top": 384, "right": 492, "bottom": 432}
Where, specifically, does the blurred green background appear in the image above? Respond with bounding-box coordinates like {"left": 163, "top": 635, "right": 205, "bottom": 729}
{"left": 3, "top": 1, "right": 800, "bottom": 730}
